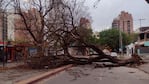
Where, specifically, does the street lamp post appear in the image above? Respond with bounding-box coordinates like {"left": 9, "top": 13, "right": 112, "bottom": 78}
{"left": 119, "top": 20, "right": 128, "bottom": 56}
{"left": 119, "top": 26, "right": 123, "bottom": 56}
{"left": 138, "top": 19, "right": 145, "bottom": 28}
{"left": 119, "top": 20, "right": 131, "bottom": 56}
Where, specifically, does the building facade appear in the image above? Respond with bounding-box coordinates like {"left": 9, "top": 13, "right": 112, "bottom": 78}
{"left": 137, "top": 27, "right": 149, "bottom": 43}
{"left": 14, "top": 8, "right": 41, "bottom": 43}
{"left": 7, "top": 13, "right": 17, "bottom": 41}
{"left": 0, "top": 10, "right": 17, "bottom": 42}
{"left": 112, "top": 11, "right": 133, "bottom": 34}
{"left": 0, "top": 11, "right": 7, "bottom": 42}
{"left": 0, "top": 8, "right": 39, "bottom": 62}
{"left": 80, "top": 17, "right": 91, "bottom": 29}
{"left": 135, "top": 26, "right": 149, "bottom": 55}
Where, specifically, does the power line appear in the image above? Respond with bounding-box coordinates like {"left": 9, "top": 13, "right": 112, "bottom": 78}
{"left": 138, "top": 18, "right": 146, "bottom": 27}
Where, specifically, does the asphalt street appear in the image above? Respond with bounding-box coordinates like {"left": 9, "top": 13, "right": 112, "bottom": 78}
{"left": 37, "top": 65, "right": 149, "bottom": 84}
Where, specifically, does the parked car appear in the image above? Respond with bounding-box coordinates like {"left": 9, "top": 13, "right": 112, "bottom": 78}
{"left": 110, "top": 52, "right": 118, "bottom": 58}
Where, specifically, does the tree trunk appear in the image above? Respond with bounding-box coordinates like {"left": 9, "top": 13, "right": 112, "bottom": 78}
{"left": 65, "top": 36, "right": 143, "bottom": 66}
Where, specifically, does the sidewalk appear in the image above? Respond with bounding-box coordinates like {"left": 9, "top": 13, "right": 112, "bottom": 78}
{"left": 15, "top": 64, "right": 73, "bottom": 84}
{"left": 0, "top": 63, "right": 52, "bottom": 84}
{"left": 0, "top": 62, "right": 24, "bottom": 70}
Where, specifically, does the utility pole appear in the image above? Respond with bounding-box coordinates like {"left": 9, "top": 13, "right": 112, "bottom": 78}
{"left": 119, "top": 21, "right": 125, "bottom": 57}
{"left": 119, "top": 20, "right": 130, "bottom": 56}
{"left": 138, "top": 19, "right": 145, "bottom": 28}
{"left": 119, "top": 28, "right": 123, "bottom": 56}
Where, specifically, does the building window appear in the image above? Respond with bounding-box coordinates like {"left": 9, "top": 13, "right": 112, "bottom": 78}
{"left": 112, "top": 23, "right": 118, "bottom": 29}
{"left": 147, "top": 33, "right": 149, "bottom": 39}
{"left": 127, "top": 21, "right": 130, "bottom": 34}
{"left": 140, "top": 33, "right": 144, "bottom": 40}
{"left": 3, "top": 14, "right": 8, "bottom": 41}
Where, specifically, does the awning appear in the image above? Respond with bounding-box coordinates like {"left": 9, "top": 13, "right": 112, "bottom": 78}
{"left": 144, "top": 41, "right": 149, "bottom": 46}
{"left": 135, "top": 41, "right": 144, "bottom": 46}
{"left": 0, "top": 42, "right": 7, "bottom": 46}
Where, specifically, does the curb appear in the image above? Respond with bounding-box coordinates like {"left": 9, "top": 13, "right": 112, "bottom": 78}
{"left": 16, "top": 64, "right": 73, "bottom": 84}
{"left": 0, "top": 65, "right": 24, "bottom": 70}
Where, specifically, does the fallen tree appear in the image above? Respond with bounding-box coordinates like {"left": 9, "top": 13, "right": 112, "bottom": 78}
{"left": 51, "top": 28, "right": 144, "bottom": 68}
{"left": 67, "top": 42, "right": 144, "bottom": 67}
{"left": 26, "top": 30, "right": 144, "bottom": 69}
{"left": 22, "top": 0, "right": 144, "bottom": 69}
{"left": 24, "top": 24, "right": 144, "bottom": 69}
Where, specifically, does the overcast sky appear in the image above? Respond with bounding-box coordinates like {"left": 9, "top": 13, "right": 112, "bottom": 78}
{"left": 85, "top": 0, "right": 149, "bottom": 32}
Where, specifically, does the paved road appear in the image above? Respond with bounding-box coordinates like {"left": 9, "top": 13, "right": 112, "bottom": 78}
{"left": 37, "top": 65, "right": 149, "bottom": 84}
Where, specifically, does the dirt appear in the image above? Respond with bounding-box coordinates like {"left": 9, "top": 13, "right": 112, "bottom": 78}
{"left": 0, "top": 66, "right": 51, "bottom": 84}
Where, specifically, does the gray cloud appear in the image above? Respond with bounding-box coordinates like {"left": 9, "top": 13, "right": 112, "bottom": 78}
{"left": 85, "top": 0, "right": 149, "bottom": 32}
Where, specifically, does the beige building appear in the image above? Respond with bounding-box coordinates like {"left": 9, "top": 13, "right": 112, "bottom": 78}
{"left": 0, "top": 10, "right": 7, "bottom": 42}
{"left": 7, "top": 13, "right": 18, "bottom": 41}
{"left": 112, "top": 11, "right": 133, "bottom": 34}
{"left": 0, "top": 10, "right": 21, "bottom": 42}
{"left": 0, "top": 8, "right": 39, "bottom": 43}
{"left": 14, "top": 8, "right": 41, "bottom": 43}
{"left": 93, "top": 31, "right": 100, "bottom": 39}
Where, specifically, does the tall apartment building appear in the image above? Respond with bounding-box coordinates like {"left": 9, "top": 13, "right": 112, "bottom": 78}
{"left": 0, "top": 8, "right": 49, "bottom": 44}
{"left": 0, "top": 10, "right": 18, "bottom": 42}
{"left": 112, "top": 11, "right": 133, "bottom": 34}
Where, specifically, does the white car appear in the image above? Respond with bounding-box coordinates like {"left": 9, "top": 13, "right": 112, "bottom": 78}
{"left": 110, "top": 52, "right": 118, "bottom": 57}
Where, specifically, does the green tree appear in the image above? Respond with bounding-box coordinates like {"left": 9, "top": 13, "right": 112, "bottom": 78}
{"left": 99, "top": 29, "right": 132, "bottom": 51}
{"left": 77, "top": 28, "right": 100, "bottom": 45}
{"left": 129, "top": 33, "right": 138, "bottom": 43}
{"left": 77, "top": 27, "right": 93, "bottom": 42}
{"left": 88, "top": 34, "right": 100, "bottom": 45}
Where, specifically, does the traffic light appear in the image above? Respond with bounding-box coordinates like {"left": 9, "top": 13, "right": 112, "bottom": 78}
{"left": 146, "top": 0, "right": 149, "bottom": 3}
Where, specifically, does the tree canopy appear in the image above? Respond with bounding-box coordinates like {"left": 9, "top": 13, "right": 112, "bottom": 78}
{"left": 99, "top": 28, "right": 136, "bottom": 51}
